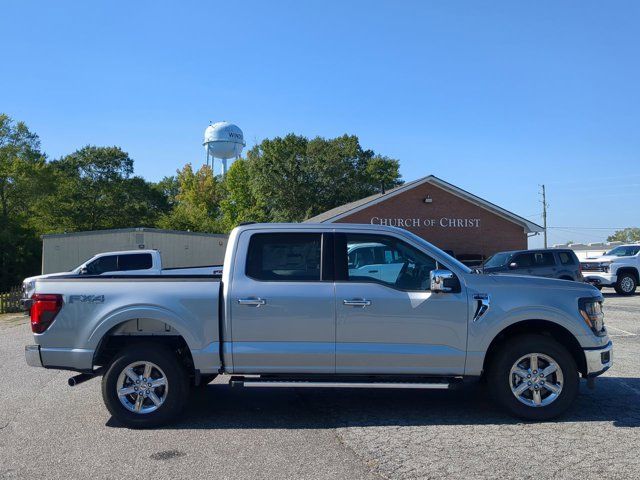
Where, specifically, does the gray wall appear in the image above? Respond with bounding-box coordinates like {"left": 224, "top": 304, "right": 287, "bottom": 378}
{"left": 41, "top": 229, "right": 228, "bottom": 274}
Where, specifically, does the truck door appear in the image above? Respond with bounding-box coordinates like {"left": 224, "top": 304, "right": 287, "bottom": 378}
{"left": 229, "top": 231, "right": 335, "bottom": 373}
{"left": 334, "top": 232, "right": 468, "bottom": 375}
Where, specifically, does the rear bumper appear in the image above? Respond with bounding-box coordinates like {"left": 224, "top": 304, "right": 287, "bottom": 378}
{"left": 25, "top": 345, "right": 43, "bottom": 367}
{"left": 25, "top": 345, "right": 94, "bottom": 371}
{"left": 584, "top": 341, "right": 613, "bottom": 377}
{"left": 584, "top": 273, "right": 616, "bottom": 287}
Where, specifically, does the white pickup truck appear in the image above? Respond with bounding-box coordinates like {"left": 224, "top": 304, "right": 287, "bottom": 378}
{"left": 580, "top": 244, "right": 640, "bottom": 295}
{"left": 22, "top": 249, "right": 222, "bottom": 306}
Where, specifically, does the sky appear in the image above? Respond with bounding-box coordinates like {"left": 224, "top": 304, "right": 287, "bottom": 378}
{"left": 1, "top": 1, "right": 638, "bottom": 247}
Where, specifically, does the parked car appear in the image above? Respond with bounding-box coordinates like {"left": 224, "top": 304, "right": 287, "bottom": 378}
{"left": 580, "top": 244, "right": 640, "bottom": 295}
{"left": 25, "top": 223, "right": 611, "bottom": 427}
{"left": 22, "top": 249, "right": 222, "bottom": 308}
{"left": 482, "top": 249, "right": 583, "bottom": 281}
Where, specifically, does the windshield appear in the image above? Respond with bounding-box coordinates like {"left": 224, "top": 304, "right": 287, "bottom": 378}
{"left": 604, "top": 246, "right": 640, "bottom": 257}
{"left": 401, "top": 229, "right": 472, "bottom": 273}
{"left": 483, "top": 252, "right": 512, "bottom": 268}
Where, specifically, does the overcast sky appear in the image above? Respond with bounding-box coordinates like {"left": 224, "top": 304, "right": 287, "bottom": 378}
{"left": 1, "top": 1, "right": 638, "bottom": 246}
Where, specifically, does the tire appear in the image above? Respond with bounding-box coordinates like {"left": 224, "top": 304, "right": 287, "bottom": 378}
{"left": 487, "top": 334, "right": 579, "bottom": 421}
{"left": 102, "top": 343, "right": 190, "bottom": 428}
{"left": 614, "top": 272, "right": 637, "bottom": 296}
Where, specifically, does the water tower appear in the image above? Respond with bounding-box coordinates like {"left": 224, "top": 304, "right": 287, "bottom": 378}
{"left": 203, "top": 121, "right": 245, "bottom": 175}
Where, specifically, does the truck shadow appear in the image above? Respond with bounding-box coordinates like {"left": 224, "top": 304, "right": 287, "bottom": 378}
{"left": 107, "top": 376, "right": 640, "bottom": 429}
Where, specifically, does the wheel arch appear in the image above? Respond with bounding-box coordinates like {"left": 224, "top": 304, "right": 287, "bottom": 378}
{"left": 616, "top": 266, "right": 639, "bottom": 283}
{"left": 91, "top": 314, "right": 197, "bottom": 377}
{"left": 482, "top": 319, "right": 587, "bottom": 377}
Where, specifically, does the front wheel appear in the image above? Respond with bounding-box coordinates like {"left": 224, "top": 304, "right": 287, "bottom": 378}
{"left": 487, "top": 334, "right": 579, "bottom": 420}
{"left": 614, "top": 272, "right": 637, "bottom": 296}
{"left": 102, "top": 343, "right": 190, "bottom": 428}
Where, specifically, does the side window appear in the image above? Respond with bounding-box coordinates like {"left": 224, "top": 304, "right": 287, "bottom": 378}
{"left": 85, "top": 255, "right": 118, "bottom": 275}
{"left": 512, "top": 253, "right": 532, "bottom": 268}
{"left": 118, "top": 253, "right": 152, "bottom": 271}
{"left": 246, "top": 233, "right": 321, "bottom": 281}
{"left": 345, "top": 234, "right": 438, "bottom": 290}
{"left": 558, "top": 252, "right": 576, "bottom": 266}
{"left": 533, "top": 252, "right": 555, "bottom": 267}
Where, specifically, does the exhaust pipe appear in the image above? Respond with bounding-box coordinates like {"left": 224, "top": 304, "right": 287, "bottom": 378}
{"left": 68, "top": 372, "right": 98, "bottom": 387}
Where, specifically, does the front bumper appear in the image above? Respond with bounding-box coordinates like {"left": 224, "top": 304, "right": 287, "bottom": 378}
{"left": 584, "top": 272, "right": 616, "bottom": 287}
{"left": 584, "top": 341, "right": 613, "bottom": 377}
{"left": 25, "top": 345, "right": 43, "bottom": 367}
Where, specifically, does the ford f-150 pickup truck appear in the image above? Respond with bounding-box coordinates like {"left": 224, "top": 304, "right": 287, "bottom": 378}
{"left": 25, "top": 223, "right": 612, "bottom": 427}
{"left": 580, "top": 244, "right": 640, "bottom": 295}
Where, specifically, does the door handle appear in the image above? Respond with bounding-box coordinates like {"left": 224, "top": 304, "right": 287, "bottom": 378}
{"left": 238, "top": 298, "right": 266, "bottom": 307}
{"left": 367, "top": 270, "right": 379, "bottom": 273}
{"left": 343, "top": 298, "right": 371, "bottom": 307}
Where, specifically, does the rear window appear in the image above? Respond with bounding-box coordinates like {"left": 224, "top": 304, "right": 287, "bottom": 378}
{"left": 558, "top": 251, "right": 577, "bottom": 265}
{"left": 246, "top": 233, "right": 321, "bottom": 281}
{"left": 118, "top": 253, "right": 152, "bottom": 271}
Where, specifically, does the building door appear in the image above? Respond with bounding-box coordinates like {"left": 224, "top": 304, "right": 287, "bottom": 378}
{"left": 334, "top": 233, "right": 468, "bottom": 375}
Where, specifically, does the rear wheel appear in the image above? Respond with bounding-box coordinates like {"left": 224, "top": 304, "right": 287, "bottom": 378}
{"left": 102, "top": 343, "right": 189, "bottom": 428}
{"left": 614, "top": 272, "right": 637, "bottom": 296}
{"left": 487, "top": 334, "right": 579, "bottom": 420}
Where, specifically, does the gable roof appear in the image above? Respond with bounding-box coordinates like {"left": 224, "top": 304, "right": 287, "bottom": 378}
{"left": 304, "top": 175, "right": 544, "bottom": 234}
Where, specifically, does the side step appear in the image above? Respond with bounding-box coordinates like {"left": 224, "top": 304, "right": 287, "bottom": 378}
{"left": 229, "top": 376, "right": 461, "bottom": 390}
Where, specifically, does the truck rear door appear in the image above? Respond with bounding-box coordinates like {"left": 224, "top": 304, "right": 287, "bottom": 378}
{"left": 228, "top": 231, "right": 335, "bottom": 373}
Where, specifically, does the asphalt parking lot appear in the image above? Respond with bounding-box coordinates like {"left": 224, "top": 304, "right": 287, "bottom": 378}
{"left": 1, "top": 290, "right": 638, "bottom": 480}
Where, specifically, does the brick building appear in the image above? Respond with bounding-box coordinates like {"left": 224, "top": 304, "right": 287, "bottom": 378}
{"left": 305, "top": 175, "right": 543, "bottom": 262}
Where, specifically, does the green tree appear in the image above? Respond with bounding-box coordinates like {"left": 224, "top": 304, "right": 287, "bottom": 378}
{"left": 219, "top": 159, "right": 267, "bottom": 232}
{"left": 158, "top": 164, "right": 224, "bottom": 232}
{"left": 42, "top": 146, "right": 168, "bottom": 232}
{"left": 607, "top": 228, "right": 640, "bottom": 243}
{"left": 0, "top": 114, "right": 49, "bottom": 290}
{"left": 246, "top": 133, "right": 401, "bottom": 222}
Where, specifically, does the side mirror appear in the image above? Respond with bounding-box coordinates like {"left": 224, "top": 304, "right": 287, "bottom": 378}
{"left": 508, "top": 262, "right": 518, "bottom": 270}
{"left": 79, "top": 267, "right": 88, "bottom": 275}
{"left": 430, "top": 269, "right": 457, "bottom": 293}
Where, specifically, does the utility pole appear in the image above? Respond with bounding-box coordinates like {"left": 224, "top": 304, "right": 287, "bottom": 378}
{"left": 540, "top": 184, "right": 548, "bottom": 248}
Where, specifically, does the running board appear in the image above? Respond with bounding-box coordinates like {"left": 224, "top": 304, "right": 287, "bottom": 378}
{"left": 229, "top": 376, "right": 461, "bottom": 390}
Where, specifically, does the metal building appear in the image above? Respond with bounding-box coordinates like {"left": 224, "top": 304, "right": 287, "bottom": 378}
{"left": 41, "top": 228, "right": 228, "bottom": 274}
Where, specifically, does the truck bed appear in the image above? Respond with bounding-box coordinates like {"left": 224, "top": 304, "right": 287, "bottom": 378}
{"left": 31, "top": 275, "right": 221, "bottom": 374}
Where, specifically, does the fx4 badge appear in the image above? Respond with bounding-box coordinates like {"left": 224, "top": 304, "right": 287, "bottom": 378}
{"left": 69, "top": 295, "right": 105, "bottom": 304}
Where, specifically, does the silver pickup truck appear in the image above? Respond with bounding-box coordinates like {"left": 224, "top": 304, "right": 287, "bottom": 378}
{"left": 25, "top": 223, "right": 612, "bottom": 427}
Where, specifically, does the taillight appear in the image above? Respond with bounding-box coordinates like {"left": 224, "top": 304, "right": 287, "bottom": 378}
{"left": 30, "top": 294, "right": 63, "bottom": 334}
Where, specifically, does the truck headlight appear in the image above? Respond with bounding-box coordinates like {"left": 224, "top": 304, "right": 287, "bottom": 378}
{"left": 579, "top": 297, "right": 605, "bottom": 335}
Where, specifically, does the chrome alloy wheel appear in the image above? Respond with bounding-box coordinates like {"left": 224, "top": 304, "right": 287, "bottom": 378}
{"left": 116, "top": 361, "right": 168, "bottom": 414}
{"left": 620, "top": 276, "right": 635, "bottom": 293}
{"left": 509, "top": 353, "right": 564, "bottom": 408}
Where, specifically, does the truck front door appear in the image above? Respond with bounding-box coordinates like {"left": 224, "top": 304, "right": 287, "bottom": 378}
{"left": 229, "top": 231, "right": 335, "bottom": 373}
{"left": 334, "top": 232, "right": 468, "bottom": 375}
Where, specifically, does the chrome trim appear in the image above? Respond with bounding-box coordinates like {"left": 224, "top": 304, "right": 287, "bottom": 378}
{"left": 237, "top": 298, "right": 266, "bottom": 307}
{"left": 430, "top": 269, "right": 455, "bottom": 292}
{"left": 472, "top": 293, "right": 491, "bottom": 322}
{"left": 25, "top": 345, "right": 43, "bottom": 367}
{"left": 584, "top": 342, "right": 613, "bottom": 375}
{"left": 343, "top": 299, "right": 372, "bottom": 307}
{"left": 238, "top": 381, "right": 450, "bottom": 389}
